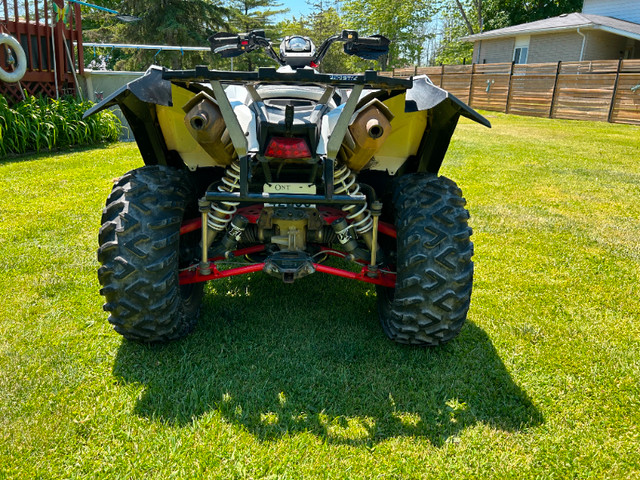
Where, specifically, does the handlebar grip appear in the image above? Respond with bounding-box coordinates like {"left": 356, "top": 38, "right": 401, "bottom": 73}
{"left": 208, "top": 32, "right": 239, "bottom": 48}
{"left": 354, "top": 35, "right": 390, "bottom": 46}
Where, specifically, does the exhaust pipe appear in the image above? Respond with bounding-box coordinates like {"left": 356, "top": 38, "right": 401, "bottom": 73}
{"left": 366, "top": 118, "right": 384, "bottom": 139}
{"left": 189, "top": 112, "right": 209, "bottom": 131}
{"left": 183, "top": 92, "right": 234, "bottom": 165}
{"left": 341, "top": 99, "right": 393, "bottom": 171}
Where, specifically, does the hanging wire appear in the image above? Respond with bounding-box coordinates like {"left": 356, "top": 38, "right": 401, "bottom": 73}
{"left": 81, "top": 42, "right": 210, "bottom": 52}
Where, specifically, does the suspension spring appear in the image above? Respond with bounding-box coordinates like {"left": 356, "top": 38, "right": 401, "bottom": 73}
{"left": 208, "top": 159, "right": 241, "bottom": 232}
{"left": 333, "top": 163, "right": 373, "bottom": 235}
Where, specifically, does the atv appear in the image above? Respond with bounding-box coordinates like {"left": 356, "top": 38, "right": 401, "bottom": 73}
{"left": 86, "top": 30, "right": 490, "bottom": 346}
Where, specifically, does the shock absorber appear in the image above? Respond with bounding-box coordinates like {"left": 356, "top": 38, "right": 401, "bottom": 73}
{"left": 333, "top": 163, "right": 376, "bottom": 251}
{"left": 205, "top": 159, "right": 241, "bottom": 247}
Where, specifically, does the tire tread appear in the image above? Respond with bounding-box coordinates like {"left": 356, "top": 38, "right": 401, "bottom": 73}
{"left": 97, "top": 165, "right": 202, "bottom": 343}
{"left": 377, "top": 173, "right": 473, "bottom": 346}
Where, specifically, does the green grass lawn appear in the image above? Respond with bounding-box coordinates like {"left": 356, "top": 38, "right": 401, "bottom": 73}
{"left": 1, "top": 113, "right": 639, "bottom": 479}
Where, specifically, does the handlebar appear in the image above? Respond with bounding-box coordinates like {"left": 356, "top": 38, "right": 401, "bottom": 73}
{"left": 207, "top": 30, "right": 390, "bottom": 67}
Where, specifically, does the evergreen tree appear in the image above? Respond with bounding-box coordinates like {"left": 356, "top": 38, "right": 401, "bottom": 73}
{"left": 81, "top": 0, "right": 228, "bottom": 70}
{"left": 228, "top": 0, "right": 288, "bottom": 70}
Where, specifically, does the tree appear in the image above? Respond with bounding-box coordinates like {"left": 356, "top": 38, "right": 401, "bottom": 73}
{"left": 433, "top": 14, "right": 473, "bottom": 64}
{"left": 433, "top": 0, "right": 582, "bottom": 65}
{"left": 120, "top": 0, "right": 227, "bottom": 44}
{"left": 453, "top": 0, "right": 484, "bottom": 35}
{"left": 341, "top": 0, "right": 436, "bottom": 68}
{"left": 438, "top": 0, "right": 507, "bottom": 37}
{"left": 433, "top": 0, "right": 489, "bottom": 65}
{"left": 439, "top": 0, "right": 582, "bottom": 37}
{"left": 227, "top": 0, "right": 288, "bottom": 70}
{"left": 491, "top": 0, "right": 582, "bottom": 26}
{"left": 279, "top": 2, "right": 351, "bottom": 73}
{"left": 81, "top": 0, "right": 228, "bottom": 70}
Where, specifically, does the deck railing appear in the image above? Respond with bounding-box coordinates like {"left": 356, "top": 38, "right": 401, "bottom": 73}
{"left": 1, "top": 0, "right": 84, "bottom": 103}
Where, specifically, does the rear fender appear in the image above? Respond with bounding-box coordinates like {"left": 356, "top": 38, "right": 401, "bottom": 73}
{"left": 83, "top": 67, "right": 178, "bottom": 166}
{"left": 405, "top": 75, "right": 490, "bottom": 174}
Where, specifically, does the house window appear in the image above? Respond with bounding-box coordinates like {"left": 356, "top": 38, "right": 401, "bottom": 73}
{"left": 513, "top": 35, "right": 530, "bottom": 64}
{"left": 513, "top": 47, "right": 528, "bottom": 64}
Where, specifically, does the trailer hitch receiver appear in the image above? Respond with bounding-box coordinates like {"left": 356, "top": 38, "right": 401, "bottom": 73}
{"left": 263, "top": 251, "right": 316, "bottom": 283}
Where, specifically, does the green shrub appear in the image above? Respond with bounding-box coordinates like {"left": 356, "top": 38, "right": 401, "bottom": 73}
{"left": 0, "top": 95, "right": 121, "bottom": 156}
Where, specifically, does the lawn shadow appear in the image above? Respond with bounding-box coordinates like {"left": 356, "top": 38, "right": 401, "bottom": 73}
{"left": 113, "top": 271, "right": 543, "bottom": 447}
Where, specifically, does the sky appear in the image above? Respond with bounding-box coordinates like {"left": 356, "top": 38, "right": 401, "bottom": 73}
{"left": 273, "top": 0, "right": 312, "bottom": 22}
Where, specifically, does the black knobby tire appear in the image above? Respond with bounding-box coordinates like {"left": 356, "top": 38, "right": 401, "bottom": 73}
{"left": 97, "top": 165, "right": 204, "bottom": 342}
{"left": 376, "top": 173, "right": 473, "bottom": 346}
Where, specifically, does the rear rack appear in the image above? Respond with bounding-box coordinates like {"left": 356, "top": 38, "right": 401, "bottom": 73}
{"left": 162, "top": 66, "right": 413, "bottom": 90}
{"left": 166, "top": 67, "right": 410, "bottom": 206}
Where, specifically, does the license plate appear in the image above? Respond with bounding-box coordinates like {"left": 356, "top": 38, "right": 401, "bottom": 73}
{"left": 263, "top": 183, "right": 316, "bottom": 207}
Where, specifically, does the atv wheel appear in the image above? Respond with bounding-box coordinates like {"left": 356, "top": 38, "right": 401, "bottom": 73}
{"left": 97, "top": 165, "right": 203, "bottom": 342}
{"left": 376, "top": 174, "right": 473, "bottom": 346}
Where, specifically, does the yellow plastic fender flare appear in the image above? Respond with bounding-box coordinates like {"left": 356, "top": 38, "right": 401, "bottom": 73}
{"left": 0, "top": 33, "right": 27, "bottom": 83}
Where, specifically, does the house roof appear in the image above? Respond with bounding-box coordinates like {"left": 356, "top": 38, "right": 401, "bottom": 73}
{"left": 461, "top": 12, "right": 640, "bottom": 42}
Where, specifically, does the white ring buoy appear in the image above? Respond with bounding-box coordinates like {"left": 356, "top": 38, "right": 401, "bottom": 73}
{"left": 0, "top": 33, "right": 27, "bottom": 83}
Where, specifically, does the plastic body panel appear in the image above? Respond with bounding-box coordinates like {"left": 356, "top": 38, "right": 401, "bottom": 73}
{"left": 84, "top": 66, "right": 490, "bottom": 174}
{"left": 373, "top": 94, "right": 429, "bottom": 174}
{"left": 157, "top": 84, "right": 221, "bottom": 169}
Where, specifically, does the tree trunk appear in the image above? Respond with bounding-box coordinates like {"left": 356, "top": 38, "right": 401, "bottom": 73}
{"left": 455, "top": 0, "right": 476, "bottom": 35}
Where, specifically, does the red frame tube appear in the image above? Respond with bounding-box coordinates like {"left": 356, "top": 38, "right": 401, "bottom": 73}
{"left": 314, "top": 264, "right": 396, "bottom": 288}
{"left": 180, "top": 263, "right": 265, "bottom": 285}
{"left": 180, "top": 218, "right": 201, "bottom": 235}
{"left": 179, "top": 260, "right": 395, "bottom": 288}
{"left": 378, "top": 220, "right": 396, "bottom": 239}
{"left": 177, "top": 205, "right": 397, "bottom": 288}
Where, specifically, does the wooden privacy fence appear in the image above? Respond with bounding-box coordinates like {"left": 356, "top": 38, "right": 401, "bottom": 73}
{"left": 1, "top": 0, "right": 84, "bottom": 103}
{"left": 384, "top": 60, "right": 640, "bottom": 125}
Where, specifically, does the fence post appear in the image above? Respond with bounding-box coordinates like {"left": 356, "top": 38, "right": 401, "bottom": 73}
{"left": 549, "top": 61, "right": 562, "bottom": 118}
{"left": 607, "top": 58, "right": 623, "bottom": 123}
{"left": 468, "top": 63, "right": 476, "bottom": 106}
{"left": 440, "top": 65, "right": 444, "bottom": 87}
{"left": 505, "top": 61, "right": 515, "bottom": 114}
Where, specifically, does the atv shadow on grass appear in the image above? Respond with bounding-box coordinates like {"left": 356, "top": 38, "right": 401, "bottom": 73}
{"left": 112, "top": 266, "right": 542, "bottom": 447}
